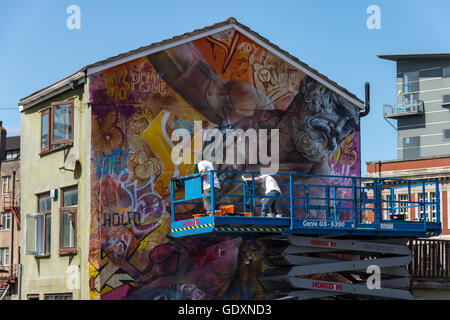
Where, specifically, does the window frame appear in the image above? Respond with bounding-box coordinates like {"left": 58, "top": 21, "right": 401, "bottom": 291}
{"left": 6, "top": 149, "right": 20, "bottom": 160}
{"left": 59, "top": 186, "right": 78, "bottom": 255}
{"left": 50, "top": 100, "right": 74, "bottom": 146}
{"left": 0, "top": 211, "right": 11, "bottom": 231}
{"left": 37, "top": 192, "right": 51, "bottom": 257}
{"left": 444, "top": 129, "right": 450, "bottom": 140}
{"left": 40, "top": 100, "right": 74, "bottom": 155}
{"left": 40, "top": 108, "right": 51, "bottom": 153}
{"left": 0, "top": 247, "right": 9, "bottom": 266}
{"left": 1, "top": 176, "right": 10, "bottom": 194}
{"left": 44, "top": 293, "right": 73, "bottom": 300}
{"left": 27, "top": 294, "right": 40, "bottom": 300}
{"left": 442, "top": 94, "right": 450, "bottom": 108}
{"left": 443, "top": 67, "right": 450, "bottom": 78}
{"left": 395, "top": 193, "right": 410, "bottom": 220}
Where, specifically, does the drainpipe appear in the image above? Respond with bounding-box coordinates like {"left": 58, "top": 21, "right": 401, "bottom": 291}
{"left": 17, "top": 264, "right": 22, "bottom": 300}
{"left": 378, "top": 161, "right": 382, "bottom": 178}
{"left": 10, "top": 170, "right": 15, "bottom": 282}
{"left": 360, "top": 82, "right": 371, "bottom": 117}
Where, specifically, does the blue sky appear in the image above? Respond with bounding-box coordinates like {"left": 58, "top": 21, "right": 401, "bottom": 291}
{"left": 1, "top": 0, "right": 450, "bottom": 174}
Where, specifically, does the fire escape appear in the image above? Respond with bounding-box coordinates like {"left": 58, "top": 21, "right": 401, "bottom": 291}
{"left": 0, "top": 191, "right": 20, "bottom": 299}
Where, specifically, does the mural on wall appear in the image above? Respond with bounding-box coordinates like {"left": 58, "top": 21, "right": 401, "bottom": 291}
{"left": 88, "top": 28, "right": 361, "bottom": 300}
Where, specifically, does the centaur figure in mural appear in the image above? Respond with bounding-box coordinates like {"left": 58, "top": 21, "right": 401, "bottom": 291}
{"left": 148, "top": 42, "right": 359, "bottom": 220}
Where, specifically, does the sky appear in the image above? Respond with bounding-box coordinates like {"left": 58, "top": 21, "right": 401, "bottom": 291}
{"left": 1, "top": 0, "right": 450, "bottom": 174}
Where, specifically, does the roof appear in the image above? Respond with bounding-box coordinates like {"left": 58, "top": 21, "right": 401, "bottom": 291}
{"left": 5, "top": 136, "right": 20, "bottom": 151}
{"left": 366, "top": 154, "right": 450, "bottom": 165}
{"left": 377, "top": 53, "right": 450, "bottom": 62}
{"left": 19, "top": 17, "right": 364, "bottom": 110}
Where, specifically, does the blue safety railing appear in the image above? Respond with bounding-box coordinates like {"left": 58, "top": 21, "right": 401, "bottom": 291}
{"left": 169, "top": 170, "right": 441, "bottom": 238}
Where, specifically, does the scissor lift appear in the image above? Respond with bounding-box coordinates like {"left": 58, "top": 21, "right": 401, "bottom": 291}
{"left": 169, "top": 170, "right": 441, "bottom": 300}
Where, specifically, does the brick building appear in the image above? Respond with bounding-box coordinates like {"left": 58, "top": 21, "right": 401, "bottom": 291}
{"left": 0, "top": 122, "right": 21, "bottom": 299}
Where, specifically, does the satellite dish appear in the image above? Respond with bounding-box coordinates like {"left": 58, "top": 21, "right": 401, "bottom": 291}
{"left": 64, "top": 154, "right": 78, "bottom": 171}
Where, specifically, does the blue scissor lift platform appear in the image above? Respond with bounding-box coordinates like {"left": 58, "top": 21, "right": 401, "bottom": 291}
{"left": 170, "top": 170, "right": 441, "bottom": 239}
{"left": 169, "top": 170, "right": 441, "bottom": 300}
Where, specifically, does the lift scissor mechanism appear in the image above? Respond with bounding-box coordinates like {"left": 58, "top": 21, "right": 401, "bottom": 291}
{"left": 259, "top": 235, "right": 414, "bottom": 300}
{"left": 169, "top": 170, "right": 442, "bottom": 300}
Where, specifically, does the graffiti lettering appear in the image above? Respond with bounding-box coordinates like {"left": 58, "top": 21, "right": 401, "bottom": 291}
{"left": 101, "top": 211, "right": 147, "bottom": 227}
{"left": 94, "top": 148, "right": 130, "bottom": 179}
{"left": 174, "top": 119, "right": 195, "bottom": 134}
{"left": 107, "top": 234, "right": 132, "bottom": 259}
{"left": 131, "top": 69, "right": 166, "bottom": 95}
{"left": 105, "top": 69, "right": 130, "bottom": 101}
{"left": 238, "top": 42, "right": 258, "bottom": 54}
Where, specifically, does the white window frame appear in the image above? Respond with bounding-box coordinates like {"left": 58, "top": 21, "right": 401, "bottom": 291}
{"left": 25, "top": 213, "right": 50, "bottom": 256}
{"left": 0, "top": 247, "right": 9, "bottom": 266}
{"left": 1, "top": 176, "right": 10, "bottom": 194}
{"left": 418, "top": 192, "right": 437, "bottom": 222}
{"left": 0, "top": 211, "right": 11, "bottom": 231}
{"left": 395, "top": 193, "right": 410, "bottom": 220}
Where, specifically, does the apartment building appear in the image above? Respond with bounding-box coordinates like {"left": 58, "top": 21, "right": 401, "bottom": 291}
{"left": 367, "top": 54, "right": 450, "bottom": 238}
{"left": 381, "top": 53, "right": 450, "bottom": 159}
{"left": 0, "top": 122, "right": 20, "bottom": 299}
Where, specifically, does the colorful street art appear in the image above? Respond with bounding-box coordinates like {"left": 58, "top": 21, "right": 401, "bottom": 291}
{"left": 88, "top": 28, "right": 361, "bottom": 300}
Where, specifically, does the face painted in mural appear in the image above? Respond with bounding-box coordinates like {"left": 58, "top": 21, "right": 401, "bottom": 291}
{"left": 88, "top": 28, "right": 361, "bottom": 300}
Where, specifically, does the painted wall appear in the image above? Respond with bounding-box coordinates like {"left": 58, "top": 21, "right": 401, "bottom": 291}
{"left": 20, "top": 85, "right": 91, "bottom": 300}
{"left": 88, "top": 28, "right": 361, "bottom": 300}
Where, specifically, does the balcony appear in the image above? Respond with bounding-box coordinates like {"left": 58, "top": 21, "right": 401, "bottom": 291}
{"left": 383, "top": 99, "right": 425, "bottom": 119}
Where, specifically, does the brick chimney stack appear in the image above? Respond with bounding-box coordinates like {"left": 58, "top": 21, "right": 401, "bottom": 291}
{"left": 0, "top": 121, "right": 7, "bottom": 160}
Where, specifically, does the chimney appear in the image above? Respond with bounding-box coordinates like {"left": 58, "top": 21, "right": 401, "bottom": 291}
{"left": 0, "top": 121, "right": 7, "bottom": 160}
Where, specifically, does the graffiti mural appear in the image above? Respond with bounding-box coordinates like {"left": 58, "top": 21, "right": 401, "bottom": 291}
{"left": 88, "top": 27, "right": 361, "bottom": 300}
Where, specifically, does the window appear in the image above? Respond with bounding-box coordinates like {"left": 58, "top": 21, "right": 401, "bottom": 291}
{"left": 402, "top": 72, "right": 419, "bottom": 106}
{"left": 0, "top": 248, "right": 9, "bottom": 266}
{"left": 60, "top": 186, "right": 77, "bottom": 254}
{"left": 444, "top": 129, "right": 450, "bottom": 140}
{"left": 403, "top": 72, "right": 419, "bottom": 93}
{"left": 395, "top": 194, "right": 410, "bottom": 219}
{"left": 25, "top": 193, "right": 51, "bottom": 256}
{"left": 419, "top": 68, "right": 442, "bottom": 78}
{"left": 443, "top": 67, "right": 450, "bottom": 78}
{"left": 27, "top": 294, "right": 40, "bottom": 300}
{"left": 1, "top": 176, "right": 10, "bottom": 194}
{"left": 442, "top": 95, "right": 450, "bottom": 107}
{"left": 403, "top": 136, "right": 420, "bottom": 159}
{"left": 41, "top": 109, "right": 49, "bottom": 151}
{"left": 1, "top": 212, "right": 11, "bottom": 231}
{"left": 44, "top": 293, "right": 72, "bottom": 300}
{"left": 6, "top": 149, "right": 19, "bottom": 160}
{"left": 418, "top": 192, "right": 438, "bottom": 222}
{"left": 40, "top": 100, "right": 74, "bottom": 154}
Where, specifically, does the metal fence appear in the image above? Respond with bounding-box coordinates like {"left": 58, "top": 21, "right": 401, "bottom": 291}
{"left": 408, "top": 239, "right": 450, "bottom": 279}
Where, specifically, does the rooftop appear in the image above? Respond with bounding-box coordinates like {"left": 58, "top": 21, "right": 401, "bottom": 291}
{"left": 19, "top": 17, "right": 364, "bottom": 110}
{"left": 377, "top": 53, "right": 450, "bottom": 62}
{"left": 5, "top": 136, "right": 20, "bottom": 151}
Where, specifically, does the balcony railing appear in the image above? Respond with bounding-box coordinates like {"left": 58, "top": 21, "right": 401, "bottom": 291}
{"left": 0, "top": 264, "right": 18, "bottom": 280}
{"left": 383, "top": 99, "right": 424, "bottom": 119}
{"left": 1, "top": 192, "right": 19, "bottom": 209}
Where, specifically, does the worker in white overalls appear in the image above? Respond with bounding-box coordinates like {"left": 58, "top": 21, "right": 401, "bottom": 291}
{"left": 242, "top": 174, "right": 282, "bottom": 217}
{"left": 197, "top": 160, "right": 221, "bottom": 212}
